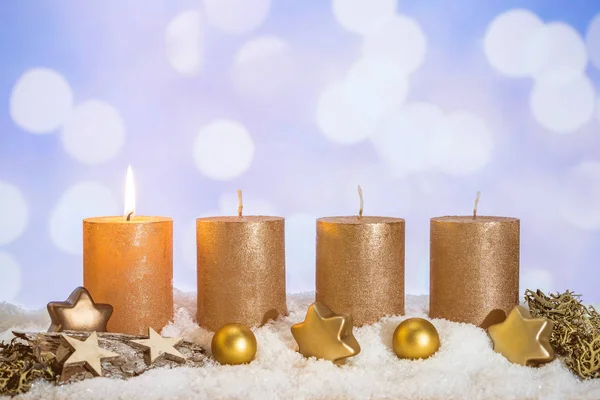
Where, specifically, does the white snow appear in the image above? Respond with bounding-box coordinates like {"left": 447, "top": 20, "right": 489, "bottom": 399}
{"left": 2, "top": 291, "right": 599, "bottom": 400}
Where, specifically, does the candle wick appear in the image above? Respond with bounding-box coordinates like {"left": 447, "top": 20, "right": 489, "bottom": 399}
{"left": 473, "top": 191, "right": 481, "bottom": 219}
{"left": 237, "top": 189, "right": 243, "bottom": 218}
{"left": 358, "top": 185, "right": 363, "bottom": 219}
{"left": 126, "top": 212, "right": 134, "bottom": 221}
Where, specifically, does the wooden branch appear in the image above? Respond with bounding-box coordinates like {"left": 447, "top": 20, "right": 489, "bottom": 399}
{"left": 12, "top": 331, "right": 208, "bottom": 384}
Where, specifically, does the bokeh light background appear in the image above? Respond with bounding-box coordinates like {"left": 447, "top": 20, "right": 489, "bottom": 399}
{"left": 1, "top": 0, "right": 600, "bottom": 308}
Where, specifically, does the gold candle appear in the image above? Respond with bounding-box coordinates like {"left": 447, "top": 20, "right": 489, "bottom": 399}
{"left": 83, "top": 166, "right": 173, "bottom": 335}
{"left": 430, "top": 193, "right": 520, "bottom": 328}
{"left": 316, "top": 186, "right": 405, "bottom": 326}
{"left": 196, "top": 190, "right": 286, "bottom": 331}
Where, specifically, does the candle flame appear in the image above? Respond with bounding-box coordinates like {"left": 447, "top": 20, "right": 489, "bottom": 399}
{"left": 124, "top": 165, "right": 135, "bottom": 219}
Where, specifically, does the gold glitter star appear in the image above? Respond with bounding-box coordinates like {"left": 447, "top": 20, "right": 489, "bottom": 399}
{"left": 487, "top": 305, "right": 555, "bottom": 366}
{"left": 47, "top": 287, "right": 113, "bottom": 332}
{"left": 61, "top": 332, "right": 119, "bottom": 376}
{"left": 130, "top": 328, "right": 186, "bottom": 364}
{"left": 291, "top": 302, "right": 361, "bottom": 363}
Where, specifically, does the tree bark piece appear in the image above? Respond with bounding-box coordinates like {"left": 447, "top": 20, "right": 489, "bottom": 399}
{"left": 12, "top": 331, "right": 208, "bottom": 384}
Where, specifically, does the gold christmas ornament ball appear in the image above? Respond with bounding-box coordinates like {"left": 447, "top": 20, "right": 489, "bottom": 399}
{"left": 392, "top": 318, "right": 440, "bottom": 360}
{"left": 211, "top": 323, "right": 257, "bottom": 365}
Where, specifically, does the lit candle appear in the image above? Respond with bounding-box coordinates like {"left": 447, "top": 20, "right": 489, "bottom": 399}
{"left": 429, "top": 192, "right": 520, "bottom": 328}
{"left": 316, "top": 186, "right": 405, "bottom": 326}
{"left": 196, "top": 190, "right": 287, "bottom": 331}
{"left": 83, "top": 166, "right": 173, "bottom": 335}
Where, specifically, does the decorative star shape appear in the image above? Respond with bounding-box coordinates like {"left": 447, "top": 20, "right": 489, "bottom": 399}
{"left": 291, "top": 302, "right": 361, "bottom": 363}
{"left": 47, "top": 287, "right": 113, "bottom": 332}
{"left": 130, "top": 328, "right": 185, "bottom": 364}
{"left": 61, "top": 332, "right": 119, "bottom": 376}
{"left": 487, "top": 305, "right": 554, "bottom": 366}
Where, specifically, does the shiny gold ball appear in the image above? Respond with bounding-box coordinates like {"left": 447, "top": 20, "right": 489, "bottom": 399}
{"left": 392, "top": 318, "right": 440, "bottom": 360}
{"left": 211, "top": 323, "right": 257, "bottom": 365}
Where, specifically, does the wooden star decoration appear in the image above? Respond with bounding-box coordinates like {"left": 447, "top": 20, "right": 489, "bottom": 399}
{"left": 291, "top": 302, "right": 361, "bottom": 363}
{"left": 47, "top": 287, "right": 113, "bottom": 332}
{"left": 61, "top": 332, "right": 119, "bottom": 376}
{"left": 487, "top": 305, "right": 555, "bottom": 366}
{"left": 130, "top": 328, "right": 186, "bottom": 364}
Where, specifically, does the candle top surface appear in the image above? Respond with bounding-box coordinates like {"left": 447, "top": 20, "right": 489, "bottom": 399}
{"left": 431, "top": 216, "right": 519, "bottom": 223}
{"left": 197, "top": 215, "right": 283, "bottom": 223}
{"left": 318, "top": 216, "right": 404, "bottom": 224}
{"left": 84, "top": 216, "right": 172, "bottom": 224}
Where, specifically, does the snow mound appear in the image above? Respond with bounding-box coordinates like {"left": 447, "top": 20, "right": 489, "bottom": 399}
{"left": 2, "top": 292, "right": 599, "bottom": 400}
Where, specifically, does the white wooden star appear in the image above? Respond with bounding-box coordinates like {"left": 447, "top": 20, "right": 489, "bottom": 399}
{"left": 61, "top": 332, "right": 119, "bottom": 376}
{"left": 130, "top": 328, "right": 186, "bottom": 364}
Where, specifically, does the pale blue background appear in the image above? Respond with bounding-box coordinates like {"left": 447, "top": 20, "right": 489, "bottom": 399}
{"left": 0, "top": 0, "right": 599, "bottom": 308}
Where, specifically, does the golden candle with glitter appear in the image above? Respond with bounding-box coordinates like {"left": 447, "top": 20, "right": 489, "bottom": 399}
{"left": 83, "top": 166, "right": 173, "bottom": 335}
{"left": 316, "top": 186, "right": 405, "bottom": 326}
{"left": 429, "top": 192, "right": 520, "bottom": 328}
{"left": 196, "top": 190, "right": 286, "bottom": 331}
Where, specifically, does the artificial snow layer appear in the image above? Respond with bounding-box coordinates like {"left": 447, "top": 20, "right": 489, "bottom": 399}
{"left": 1, "top": 292, "right": 599, "bottom": 400}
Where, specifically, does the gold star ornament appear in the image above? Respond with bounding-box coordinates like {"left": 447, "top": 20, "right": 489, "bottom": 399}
{"left": 291, "top": 302, "right": 361, "bottom": 363}
{"left": 130, "top": 328, "right": 186, "bottom": 364}
{"left": 61, "top": 332, "right": 119, "bottom": 376}
{"left": 487, "top": 305, "right": 555, "bottom": 366}
{"left": 47, "top": 287, "right": 113, "bottom": 332}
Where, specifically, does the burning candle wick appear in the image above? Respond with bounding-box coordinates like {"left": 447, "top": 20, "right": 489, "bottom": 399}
{"left": 473, "top": 191, "right": 481, "bottom": 219}
{"left": 358, "top": 185, "right": 363, "bottom": 219}
{"left": 237, "top": 189, "right": 243, "bottom": 218}
{"left": 126, "top": 212, "right": 134, "bottom": 221}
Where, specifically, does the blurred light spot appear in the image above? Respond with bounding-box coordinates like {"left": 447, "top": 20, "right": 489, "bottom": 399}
{"left": 316, "top": 82, "right": 372, "bottom": 144}
{"left": 10, "top": 68, "right": 73, "bottom": 134}
{"left": 332, "top": 0, "right": 396, "bottom": 35}
{"left": 0, "top": 251, "right": 21, "bottom": 302}
{"left": 50, "top": 182, "right": 119, "bottom": 254}
{"left": 0, "top": 182, "right": 28, "bottom": 245}
{"left": 529, "top": 75, "right": 595, "bottom": 134}
{"left": 525, "top": 22, "right": 588, "bottom": 84}
{"left": 203, "top": 0, "right": 271, "bottom": 34}
{"left": 166, "top": 10, "right": 204, "bottom": 75}
{"left": 560, "top": 161, "right": 600, "bottom": 230}
{"left": 587, "top": 14, "right": 600, "bottom": 70}
{"left": 193, "top": 120, "right": 255, "bottom": 180}
{"left": 431, "top": 111, "right": 493, "bottom": 176}
{"left": 60, "top": 100, "right": 126, "bottom": 165}
{"left": 483, "top": 9, "right": 543, "bottom": 77}
{"left": 285, "top": 213, "right": 316, "bottom": 293}
{"left": 344, "top": 58, "right": 409, "bottom": 129}
{"left": 521, "top": 268, "right": 554, "bottom": 293}
{"left": 232, "top": 36, "right": 294, "bottom": 99}
{"left": 362, "top": 14, "right": 427, "bottom": 76}
{"left": 371, "top": 102, "right": 444, "bottom": 177}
